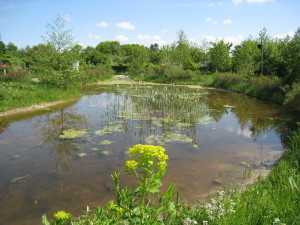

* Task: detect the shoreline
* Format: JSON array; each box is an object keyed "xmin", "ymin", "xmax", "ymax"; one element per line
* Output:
[{"xmin": 0, "ymin": 99, "xmax": 78, "ymax": 117}]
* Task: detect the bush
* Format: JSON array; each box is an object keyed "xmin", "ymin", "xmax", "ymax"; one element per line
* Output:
[
  {"xmin": 83, "ymin": 64, "xmax": 113, "ymax": 81},
  {"xmin": 284, "ymin": 82, "xmax": 300, "ymax": 113},
  {"xmin": 5, "ymin": 65, "xmax": 29, "ymax": 81}
]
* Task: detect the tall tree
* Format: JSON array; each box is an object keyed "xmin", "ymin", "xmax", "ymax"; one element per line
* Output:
[
  {"xmin": 209, "ymin": 40, "xmax": 232, "ymax": 72},
  {"xmin": 232, "ymin": 38, "xmax": 260, "ymax": 76},
  {"xmin": 42, "ymin": 15, "xmax": 75, "ymax": 53}
]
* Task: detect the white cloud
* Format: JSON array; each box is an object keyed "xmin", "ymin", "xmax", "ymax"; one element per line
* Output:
[
  {"xmin": 202, "ymin": 35, "xmax": 245, "ymax": 46},
  {"xmin": 137, "ymin": 35, "xmax": 151, "ymax": 40},
  {"xmin": 247, "ymin": 0, "xmax": 275, "ymax": 3},
  {"xmin": 153, "ymin": 35, "xmax": 162, "ymax": 41},
  {"xmin": 96, "ymin": 22, "xmax": 108, "ymax": 28},
  {"xmin": 137, "ymin": 35, "xmax": 164, "ymax": 45},
  {"xmin": 205, "ymin": 17, "xmax": 213, "ymax": 22},
  {"xmin": 206, "ymin": 17, "xmax": 218, "ymax": 25},
  {"xmin": 156, "ymin": 40, "xmax": 167, "ymax": 46},
  {"xmin": 62, "ymin": 14, "xmax": 72, "ymax": 22},
  {"xmin": 275, "ymin": 31, "xmax": 295, "ymax": 39},
  {"xmin": 116, "ymin": 22, "xmax": 136, "ymax": 30},
  {"xmin": 87, "ymin": 33, "xmax": 101, "ymax": 39},
  {"xmin": 233, "ymin": 0, "xmax": 242, "ymax": 4},
  {"xmin": 115, "ymin": 35, "xmax": 129, "ymax": 42},
  {"xmin": 223, "ymin": 19, "xmax": 232, "ymax": 24},
  {"xmin": 208, "ymin": 3, "xmax": 214, "ymax": 7},
  {"xmin": 218, "ymin": 2, "xmax": 224, "ymax": 5},
  {"xmin": 161, "ymin": 29, "xmax": 168, "ymax": 33}
]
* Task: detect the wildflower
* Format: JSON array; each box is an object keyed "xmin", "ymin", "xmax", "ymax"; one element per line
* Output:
[
  {"xmin": 124, "ymin": 160, "xmax": 139, "ymax": 170},
  {"xmin": 53, "ymin": 210, "xmax": 72, "ymax": 223},
  {"xmin": 218, "ymin": 191, "xmax": 225, "ymax": 196},
  {"xmin": 202, "ymin": 221, "xmax": 208, "ymax": 225},
  {"xmin": 184, "ymin": 217, "xmax": 198, "ymax": 224}
]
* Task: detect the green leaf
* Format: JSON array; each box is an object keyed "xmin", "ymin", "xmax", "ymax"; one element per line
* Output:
[
  {"xmin": 42, "ymin": 214, "xmax": 51, "ymax": 225},
  {"xmin": 147, "ymin": 187, "xmax": 160, "ymax": 193}
]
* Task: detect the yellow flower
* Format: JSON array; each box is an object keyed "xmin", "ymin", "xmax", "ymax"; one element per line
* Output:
[
  {"xmin": 53, "ymin": 210, "xmax": 72, "ymax": 222},
  {"xmin": 124, "ymin": 160, "xmax": 139, "ymax": 170}
]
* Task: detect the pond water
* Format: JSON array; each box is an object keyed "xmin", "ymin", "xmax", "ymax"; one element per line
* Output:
[{"xmin": 0, "ymin": 84, "xmax": 291, "ymax": 224}]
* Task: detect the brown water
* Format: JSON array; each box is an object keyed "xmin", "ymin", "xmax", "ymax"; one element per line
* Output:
[{"xmin": 0, "ymin": 84, "xmax": 291, "ymax": 224}]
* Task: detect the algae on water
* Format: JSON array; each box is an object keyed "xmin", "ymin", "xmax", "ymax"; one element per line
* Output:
[{"xmin": 59, "ymin": 129, "xmax": 88, "ymax": 139}]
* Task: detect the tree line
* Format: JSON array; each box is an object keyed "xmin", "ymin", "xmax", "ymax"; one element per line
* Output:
[{"xmin": 0, "ymin": 16, "xmax": 299, "ymax": 86}]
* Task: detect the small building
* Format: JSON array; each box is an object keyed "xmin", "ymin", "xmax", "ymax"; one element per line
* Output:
[
  {"xmin": 0, "ymin": 62, "xmax": 9, "ymax": 75},
  {"xmin": 73, "ymin": 61, "xmax": 79, "ymax": 71}
]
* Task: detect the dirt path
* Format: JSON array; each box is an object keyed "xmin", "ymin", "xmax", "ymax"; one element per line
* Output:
[{"xmin": 0, "ymin": 99, "xmax": 79, "ymax": 117}]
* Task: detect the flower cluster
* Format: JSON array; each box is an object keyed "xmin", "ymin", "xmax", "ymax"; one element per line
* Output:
[
  {"xmin": 204, "ymin": 191, "xmax": 236, "ymax": 221},
  {"xmin": 53, "ymin": 210, "xmax": 72, "ymax": 223},
  {"xmin": 126, "ymin": 144, "xmax": 168, "ymax": 170},
  {"xmin": 183, "ymin": 217, "xmax": 198, "ymax": 225},
  {"xmin": 124, "ymin": 160, "xmax": 139, "ymax": 170}
]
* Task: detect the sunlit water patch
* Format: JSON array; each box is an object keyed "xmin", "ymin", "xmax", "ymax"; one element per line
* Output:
[{"xmin": 0, "ymin": 84, "xmax": 291, "ymax": 224}]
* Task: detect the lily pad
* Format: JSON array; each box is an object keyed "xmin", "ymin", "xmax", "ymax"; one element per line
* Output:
[
  {"xmin": 95, "ymin": 130, "xmax": 111, "ymax": 136},
  {"xmin": 100, "ymin": 140, "xmax": 113, "ymax": 145},
  {"xmin": 59, "ymin": 129, "xmax": 88, "ymax": 139},
  {"xmin": 101, "ymin": 150, "xmax": 110, "ymax": 155},
  {"xmin": 77, "ymin": 153, "xmax": 87, "ymax": 157}
]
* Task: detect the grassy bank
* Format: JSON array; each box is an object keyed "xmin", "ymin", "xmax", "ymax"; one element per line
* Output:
[
  {"xmin": 0, "ymin": 78, "xmax": 81, "ymax": 112},
  {"xmin": 131, "ymin": 71, "xmax": 300, "ymax": 113},
  {"xmin": 0, "ymin": 65, "xmax": 113, "ymax": 113}
]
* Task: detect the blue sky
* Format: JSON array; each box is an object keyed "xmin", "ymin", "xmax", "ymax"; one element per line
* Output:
[{"xmin": 0, "ymin": 0, "xmax": 299, "ymax": 48}]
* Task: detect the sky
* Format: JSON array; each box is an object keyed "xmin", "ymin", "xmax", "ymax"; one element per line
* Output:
[{"xmin": 0, "ymin": 0, "xmax": 299, "ymax": 49}]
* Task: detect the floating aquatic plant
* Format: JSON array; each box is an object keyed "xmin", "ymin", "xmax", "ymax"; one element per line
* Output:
[
  {"xmin": 59, "ymin": 129, "xmax": 88, "ymax": 139},
  {"xmin": 77, "ymin": 153, "xmax": 87, "ymax": 157},
  {"xmin": 100, "ymin": 140, "xmax": 113, "ymax": 145}
]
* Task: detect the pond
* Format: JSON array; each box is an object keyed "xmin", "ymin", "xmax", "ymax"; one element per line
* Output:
[{"xmin": 0, "ymin": 83, "xmax": 292, "ymax": 224}]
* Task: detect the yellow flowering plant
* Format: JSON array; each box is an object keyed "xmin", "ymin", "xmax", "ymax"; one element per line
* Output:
[{"xmin": 109, "ymin": 144, "xmax": 176, "ymax": 224}]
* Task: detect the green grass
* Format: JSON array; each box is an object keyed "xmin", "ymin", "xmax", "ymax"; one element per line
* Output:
[{"xmin": 0, "ymin": 78, "xmax": 81, "ymax": 112}]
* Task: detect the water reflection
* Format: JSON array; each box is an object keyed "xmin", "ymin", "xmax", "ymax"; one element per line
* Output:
[
  {"xmin": 0, "ymin": 84, "xmax": 293, "ymax": 225},
  {"xmin": 39, "ymin": 108, "xmax": 89, "ymax": 169}
]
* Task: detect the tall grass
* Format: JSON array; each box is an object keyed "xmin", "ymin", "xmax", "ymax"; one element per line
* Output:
[
  {"xmin": 0, "ymin": 79, "xmax": 80, "ymax": 112},
  {"xmin": 211, "ymin": 73, "xmax": 285, "ymax": 104}
]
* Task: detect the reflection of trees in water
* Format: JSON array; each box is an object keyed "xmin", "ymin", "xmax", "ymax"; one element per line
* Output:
[
  {"xmin": 105, "ymin": 84, "xmax": 292, "ymax": 145},
  {"xmin": 204, "ymin": 89, "xmax": 292, "ymax": 141},
  {"xmin": 39, "ymin": 108, "xmax": 89, "ymax": 169}
]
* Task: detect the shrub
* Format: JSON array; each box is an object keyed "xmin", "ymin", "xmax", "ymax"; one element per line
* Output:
[
  {"xmin": 284, "ymin": 82, "xmax": 300, "ymax": 113},
  {"xmin": 5, "ymin": 65, "xmax": 29, "ymax": 81}
]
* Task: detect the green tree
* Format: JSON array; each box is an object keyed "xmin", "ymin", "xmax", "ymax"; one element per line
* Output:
[
  {"xmin": 96, "ymin": 41, "xmax": 121, "ymax": 55},
  {"xmin": 28, "ymin": 44, "xmax": 57, "ymax": 72},
  {"xmin": 232, "ymin": 38, "xmax": 260, "ymax": 76},
  {"xmin": 42, "ymin": 15, "xmax": 75, "ymax": 53},
  {"xmin": 85, "ymin": 50, "xmax": 109, "ymax": 65},
  {"xmin": 209, "ymin": 40, "xmax": 232, "ymax": 72}
]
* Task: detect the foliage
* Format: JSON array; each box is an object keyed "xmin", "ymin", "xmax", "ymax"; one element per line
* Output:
[
  {"xmin": 208, "ymin": 40, "xmax": 232, "ymax": 72},
  {"xmin": 232, "ymin": 39, "xmax": 260, "ymax": 76},
  {"xmin": 284, "ymin": 82, "xmax": 300, "ymax": 113},
  {"xmin": 42, "ymin": 15, "xmax": 75, "ymax": 53}
]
